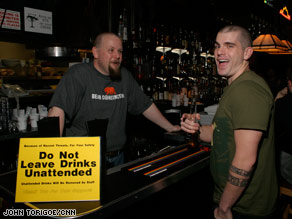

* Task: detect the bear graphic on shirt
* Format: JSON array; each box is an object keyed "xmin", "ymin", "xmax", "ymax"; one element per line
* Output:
[{"xmin": 104, "ymin": 87, "xmax": 116, "ymax": 95}]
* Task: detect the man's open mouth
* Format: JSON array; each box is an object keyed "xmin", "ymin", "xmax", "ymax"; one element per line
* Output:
[{"xmin": 218, "ymin": 59, "xmax": 229, "ymax": 64}]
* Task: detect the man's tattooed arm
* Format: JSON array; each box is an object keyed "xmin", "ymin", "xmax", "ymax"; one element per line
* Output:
[
  {"xmin": 230, "ymin": 165, "xmax": 253, "ymax": 177},
  {"xmin": 227, "ymin": 165, "xmax": 253, "ymax": 187},
  {"xmin": 227, "ymin": 174, "xmax": 248, "ymax": 187}
]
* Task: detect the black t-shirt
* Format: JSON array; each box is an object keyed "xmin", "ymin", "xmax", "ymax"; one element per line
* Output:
[
  {"xmin": 49, "ymin": 62, "xmax": 152, "ymax": 151},
  {"xmin": 275, "ymin": 93, "xmax": 292, "ymax": 155}
]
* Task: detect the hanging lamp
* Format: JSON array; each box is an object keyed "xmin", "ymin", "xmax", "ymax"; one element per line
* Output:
[
  {"xmin": 252, "ymin": 34, "xmax": 288, "ymax": 52},
  {"xmin": 268, "ymin": 40, "xmax": 292, "ymax": 55}
]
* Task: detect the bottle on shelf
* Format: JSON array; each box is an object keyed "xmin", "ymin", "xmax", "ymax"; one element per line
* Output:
[
  {"xmin": 152, "ymin": 81, "xmax": 159, "ymax": 102},
  {"xmin": 158, "ymin": 81, "xmax": 164, "ymax": 102},
  {"xmin": 122, "ymin": 8, "xmax": 128, "ymax": 43},
  {"xmin": 118, "ymin": 14, "xmax": 123, "ymax": 40}
]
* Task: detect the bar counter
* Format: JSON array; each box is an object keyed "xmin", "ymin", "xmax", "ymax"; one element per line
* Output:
[{"xmin": 0, "ymin": 142, "xmax": 211, "ymax": 218}]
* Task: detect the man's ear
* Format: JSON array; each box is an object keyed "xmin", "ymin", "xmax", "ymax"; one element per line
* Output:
[
  {"xmin": 244, "ymin": 47, "xmax": 253, "ymax": 61},
  {"xmin": 92, "ymin": 46, "xmax": 99, "ymax": 59}
]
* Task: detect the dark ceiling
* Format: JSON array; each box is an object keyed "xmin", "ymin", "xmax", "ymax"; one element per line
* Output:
[{"xmin": 1, "ymin": 0, "xmax": 292, "ymax": 48}]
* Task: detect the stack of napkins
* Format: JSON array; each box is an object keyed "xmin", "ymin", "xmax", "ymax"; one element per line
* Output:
[
  {"xmin": 204, "ymin": 104, "xmax": 219, "ymax": 115},
  {"xmin": 200, "ymin": 104, "xmax": 219, "ymax": 125}
]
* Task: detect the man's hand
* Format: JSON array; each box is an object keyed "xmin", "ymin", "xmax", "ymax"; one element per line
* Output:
[
  {"xmin": 214, "ymin": 207, "xmax": 233, "ymax": 219},
  {"xmin": 180, "ymin": 113, "xmax": 200, "ymax": 134},
  {"xmin": 275, "ymin": 87, "xmax": 288, "ymax": 101},
  {"xmin": 168, "ymin": 124, "xmax": 181, "ymax": 132}
]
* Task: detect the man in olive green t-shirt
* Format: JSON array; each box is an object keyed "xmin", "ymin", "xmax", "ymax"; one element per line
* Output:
[{"xmin": 181, "ymin": 25, "xmax": 278, "ymax": 218}]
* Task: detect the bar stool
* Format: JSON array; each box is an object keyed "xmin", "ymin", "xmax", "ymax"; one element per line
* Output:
[{"xmin": 280, "ymin": 178, "xmax": 292, "ymax": 219}]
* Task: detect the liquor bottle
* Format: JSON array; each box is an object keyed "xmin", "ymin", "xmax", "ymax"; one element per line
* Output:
[
  {"xmin": 158, "ymin": 81, "xmax": 164, "ymax": 101},
  {"xmin": 180, "ymin": 76, "xmax": 188, "ymax": 99},
  {"xmin": 152, "ymin": 82, "xmax": 159, "ymax": 101},
  {"xmin": 138, "ymin": 26, "xmax": 143, "ymax": 49},
  {"xmin": 168, "ymin": 78, "xmax": 174, "ymax": 102},
  {"xmin": 118, "ymin": 14, "xmax": 123, "ymax": 40},
  {"xmin": 163, "ymin": 80, "xmax": 169, "ymax": 102},
  {"xmin": 122, "ymin": 9, "xmax": 128, "ymax": 42},
  {"xmin": 136, "ymin": 56, "xmax": 143, "ymax": 81},
  {"xmin": 178, "ymin": 27, "xmax": 183, "ymax": 49},
  {"xmin": 159, "ymin": 24, "xmax": 166, "ymax": 47},
  {"xmin": 144, "ymin": 81, "xmax": 153, "ymax": 100},
  {"xmin": 176, "ymin": 88, "xmax": 181, "ymax": 107},
  {"xmin": 165, "ymin": 26, "xmax": 171, "ymax": 47},
  {"xmin": 131, "ymin": 29, "xmax": 138, "ymax": 49}
]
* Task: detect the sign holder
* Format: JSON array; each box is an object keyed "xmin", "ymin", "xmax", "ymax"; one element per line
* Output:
[{"xmin": 15, "ymin": 118, "xmax": 108, "ymax": 205}]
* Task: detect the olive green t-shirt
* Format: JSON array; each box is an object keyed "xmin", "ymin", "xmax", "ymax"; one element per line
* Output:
[{"xmin": 210, "ymin": 70, "xmax": 278, "ymax": 217}]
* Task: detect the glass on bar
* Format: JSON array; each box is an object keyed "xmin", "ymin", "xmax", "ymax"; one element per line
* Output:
[{"xmin": 187, "ymin": 96, "xmax": 199, "ymax": 148}]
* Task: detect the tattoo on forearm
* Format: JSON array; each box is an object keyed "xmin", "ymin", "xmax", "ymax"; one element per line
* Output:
[
  {"xmin": 230, "ymin": 165, "xmax": 252, "ymax": 177},
  {"xmin": 228, "ymin": 174, "xmax": 248, "ymax": 187}
]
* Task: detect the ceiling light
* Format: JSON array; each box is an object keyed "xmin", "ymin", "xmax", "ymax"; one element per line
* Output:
[
  {"xmin": 268, "ymin": 40, "xmax": 292, "ymax": 55},
  {"xmin": 252, "ymin": 34, "xmax": 288, "ymax": 52}
]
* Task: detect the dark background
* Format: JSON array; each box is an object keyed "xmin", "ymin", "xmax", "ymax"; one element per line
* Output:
[{"xmin": 1, "ymin": 0, "xmax": 292, "ymax": 48}]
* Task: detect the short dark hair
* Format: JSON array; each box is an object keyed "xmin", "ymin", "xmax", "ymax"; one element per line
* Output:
[
  {"xmin": 93, "ymin": 32, "xmax": 120, "ymax": 48},
  {"xmin": 218, "ymin": 25, "xmax": 252, "ymax": 49}
]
